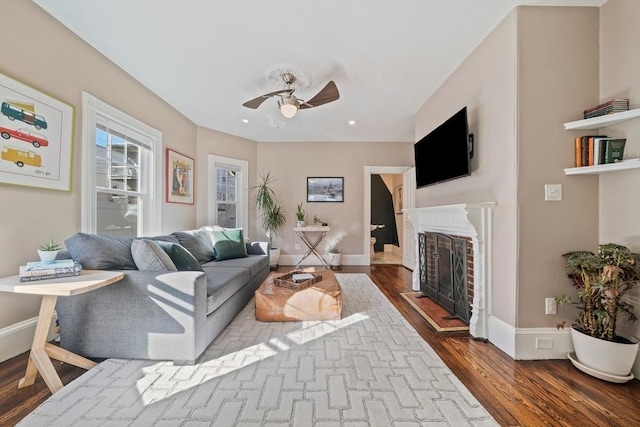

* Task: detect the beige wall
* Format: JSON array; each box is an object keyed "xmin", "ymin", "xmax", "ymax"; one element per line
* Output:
[
  {"xmin": 414, "ymin": 10, "xmax": 518, "ymax": 325},
  {"xmin": 516, "ymin": 7, "xmax": 600, "ymax": 328},
  {"xmin": 0, "ymin": 1, "xmax": 198, "ymax": 329},
  {"xmin": 257, "ymin": 142, "xmax": 413, "ymax": 256},
  {"xmin": 195, "ymin": 127, "xmax": 259, "ymax": 238},
  {"xmin": 599, "ymin": 0, "xmax": 640, "ymax": 339}
]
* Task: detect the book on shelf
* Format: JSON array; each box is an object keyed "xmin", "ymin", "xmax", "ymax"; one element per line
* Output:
[
  {"xmin": 577, "ymin": 135, "xmax": 606, "ymax": 167},
  {"xmin": 573, "ymin": 136, "xmax": 627, "ymax": 168},
  {"xmin": 603, "ymin": 138, "xmax": 626, "ymax": 164},
  {"xmin": 583, "ymin": 98, "xmax": 629, "ymax": 119}
]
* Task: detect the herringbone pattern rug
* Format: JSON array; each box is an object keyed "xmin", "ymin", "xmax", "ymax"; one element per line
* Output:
[{"xmin": 20, "ymin": 274, "xmax": 497, "ymax": 426}]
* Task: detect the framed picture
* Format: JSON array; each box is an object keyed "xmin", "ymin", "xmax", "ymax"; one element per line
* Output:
[
  {"xmin": 307, "ymin": 177, "xmax": 344, "ymax": 202},
  {"xmin": 394, "ymin": 185, "xmax": 403, "ymax": 214},
  {"xmin": 166, "ymin": 148, "xmax": 194, "ymax": 204},
  {"xmin": 0, "ymin": 73, "xmax": 75, "ymax": 191}
]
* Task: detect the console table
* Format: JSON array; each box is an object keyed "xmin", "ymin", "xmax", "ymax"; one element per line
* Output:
[
  {"xmin": 294, "ymin": 226, "xmax": 331, "ymax": 268},
  {"xmin": 0, "ymin": 270, "xmax": 124, "ymax": 393}
]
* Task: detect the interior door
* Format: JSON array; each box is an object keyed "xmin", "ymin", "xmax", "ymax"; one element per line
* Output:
[{"xmin": 402, "ymin": 167, "xmax": 416, "ymax": 269}]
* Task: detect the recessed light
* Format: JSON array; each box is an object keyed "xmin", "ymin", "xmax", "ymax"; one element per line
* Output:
[
  {"xmin": 242, "ymin": 119, "xmax": 249, "ymax": 124},
  {"xmin": 348, "ymin": 120, "xmax": 355, "ymax": 125}
]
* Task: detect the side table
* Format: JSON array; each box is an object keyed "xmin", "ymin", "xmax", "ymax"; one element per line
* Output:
[
  {"xmin": 0, "ymin": 270, "xmax": 124, "ymax": 393},
  {"xmin": 294, "ymin": 226, "xmax": 331, "ymax": 268}
]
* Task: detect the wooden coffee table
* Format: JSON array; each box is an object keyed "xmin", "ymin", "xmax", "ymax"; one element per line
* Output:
[
  {"xmin": 0, "ymin": 270, "xmax": 123, "ymax": 393},
  {"xmin": 255, "ymin": 269, "xmax": 343, "ymax": 321}
]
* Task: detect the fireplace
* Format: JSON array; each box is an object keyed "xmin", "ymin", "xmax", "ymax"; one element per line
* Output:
[
  {"xmin": 405, "ymin": 203, "xmax": 495, "ymax": 338},
  {"xmin": 418, "ymin": 232, "xmax": 472, "ymax": 324}
]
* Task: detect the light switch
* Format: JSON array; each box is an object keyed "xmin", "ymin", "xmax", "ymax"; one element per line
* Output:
[{"xmin": 544, "ymin": 184, "xmax": 562, "ymax": 201}]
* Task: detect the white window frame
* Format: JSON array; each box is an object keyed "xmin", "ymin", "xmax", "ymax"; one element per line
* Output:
[
  {"xmin": 208, "ymin": 154, "xmax": 248, "ymax": 235},
  {"xmin": 81, "ymin": 92, "xmax": 162, "ymax": 236}
]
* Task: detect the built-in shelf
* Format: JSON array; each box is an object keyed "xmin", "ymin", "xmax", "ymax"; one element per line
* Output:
[
  {"xmin": 563, "ymin": 108, "xmax": 640, "ymax": 130},
  {"xmin": 564, "ymin": 158, "xmax": 640, "ymax": 175}
]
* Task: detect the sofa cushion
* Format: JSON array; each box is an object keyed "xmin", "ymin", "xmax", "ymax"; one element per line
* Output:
[
  {"xmin": 65, "ymin": 233, "xmax": 137, "ymax": 270},
  {"xmin": 172, "ymin": 230, "xmax": 215, "ymax": 264},
  {"xmin": 131, "ymin": 239, "xmax": 178, "ymax": 271},
  {"xmin": 155, "ymin": 241, "xmax": 203, "ymax": 271},
  {"xmin": 210, "ymin": 228, "xmax": 248, "ymax": 261},
  {"xmin": 201, "ymin": 266, "xmax": 251, "ymax": 314},
  {"xmin": 203, "ymin": 255, "xmax": 268, "ymax": 278}
]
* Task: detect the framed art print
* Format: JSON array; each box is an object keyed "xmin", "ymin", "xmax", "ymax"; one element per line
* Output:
[
  {"xmin": 0, "ymin": 73, "xmax": 75, "ymax": 191},
  {"xmin": 307, "ymin": 177, "xmax": 344, "ymax": 202},
  {"xmin": 166, "ymin": 148, "xmax": 194, "ymax": 204}
]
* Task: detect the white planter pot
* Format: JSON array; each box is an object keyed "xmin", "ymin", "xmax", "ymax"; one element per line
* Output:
[
  {"xmin": 571, "ymin": 324, "xmax": 639, "ymax": 377},
  {"xmin": 37, "ymin": 250, "xmax": 58, "ymax": 263},
  {"xmin": 269, "ymin": 247, "xmax": 280, "ymax": 268},
  {"xmin": 296, "ymin": 220, "xmax": 306, "ymax": 228},
  {"xmin": 327, "ymin": 252, "xmax": 343, "ymax": 267}
]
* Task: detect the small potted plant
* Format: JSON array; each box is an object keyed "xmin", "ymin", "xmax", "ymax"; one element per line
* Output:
[
  {"xmin": 38, "ymin": 240, "xmax": 60, "ymax": 263},
  {"xmin": 326, "ymin": 245, "xmax": 343, "ymax": 269},
  {"xmin": 313, "ymin": 214, "xmax": 328, "ymax": 226},
  {"xmin": 296, "ymin": 203, "xmax": 306, "ymax": 227},
  {"xmin": 556, "ymin": 243, "xmax": 640, "ymax": 381}
]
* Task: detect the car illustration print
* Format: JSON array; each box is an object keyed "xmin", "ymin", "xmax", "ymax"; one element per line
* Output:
[
  {"xmin": 1, "ymin": 101, "xmax": 48, "ymax": 130},
  {"xmin": 0, "ymin": 126, "xmax": 48, "ymax": 148},
  {"xmin": 1, "ymin": 146, "xmax": 42, "ymax": 168}
]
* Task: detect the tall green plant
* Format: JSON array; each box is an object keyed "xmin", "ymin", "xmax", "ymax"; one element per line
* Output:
[
  {"xmin": 250, "ymin": 172, "xmax": 287, "ymax": 247},
  {"xmin": 556, "ymin": 243, "xmax": 640, "ymax": 341}
]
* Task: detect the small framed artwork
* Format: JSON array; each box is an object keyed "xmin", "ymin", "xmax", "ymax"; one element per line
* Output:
[
  {"xmin": 307, "ymin": 177, "xmax": 344, "ymax": 202},
  {"xmin": 166, "ymin": 148, "xmax": 194, "ymax": 204},
  {"xmin": 394, "ymin": 185, "xmax": 403, "ymax": 214},
  {"xmin": 0, "ymin": 73, "xmax": 75, "ymax": 191}
]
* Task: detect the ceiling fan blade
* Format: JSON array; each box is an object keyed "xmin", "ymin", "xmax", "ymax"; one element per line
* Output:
[
  {"xmin": 299, "ymin": 81, "xmax": 339, "ymax": 109},
  {"xmin": 242, "ymin": 89, "xmax": 294, "ymax": 109}
]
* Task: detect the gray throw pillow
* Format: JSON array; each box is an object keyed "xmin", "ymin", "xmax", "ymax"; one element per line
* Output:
[
  {"xmin": 131, "ymin": 239, "xmax": 178, "ymax": 271},
  {"xmin": 155, "ymin": 241, "xmax": 204, "ymax": 271},
  {"xmin": 172, "ymin": 230, "xmax": 215, "ymax": 264},
  {"xmin": 65, "ymin": 232, "xmax": 136, "ymax": 270}
]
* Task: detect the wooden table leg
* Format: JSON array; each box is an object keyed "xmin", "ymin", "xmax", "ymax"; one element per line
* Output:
[{"xmin": 18, "ymin": 295, "xmax": 63, "ymax": 393}]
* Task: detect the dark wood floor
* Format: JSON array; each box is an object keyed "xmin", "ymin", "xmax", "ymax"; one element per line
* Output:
[{"xmin": 1, "ymin": 265, "xmax": 639, "ymax": 426}]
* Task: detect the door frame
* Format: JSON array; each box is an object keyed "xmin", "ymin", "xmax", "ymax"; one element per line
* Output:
[{"xmin": 363, "ymin": 166, "xmax": 411, "ymax": 265}]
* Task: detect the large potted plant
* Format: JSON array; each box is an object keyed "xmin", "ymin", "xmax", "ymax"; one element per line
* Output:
[
  {"xmin": 250, "ymin": 172, "xmax": 287, "ymax": 269},
  {"xmin": 556, "ymin": 243, "xmax": 640, "ymax": 381}
]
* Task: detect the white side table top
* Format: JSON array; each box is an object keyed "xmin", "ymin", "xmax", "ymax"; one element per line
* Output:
[
  {"xmin": 0, "ymin": 270, "xmax": 124, "ymax": 296},
  {"xmin": 294, "ymin": 226, "xmax": 330, "ymax": 232}
]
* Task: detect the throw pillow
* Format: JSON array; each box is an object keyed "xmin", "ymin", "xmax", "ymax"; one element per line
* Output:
[
  {"xmin": 131, "ymin": 239, "xmax": 178, "ymax": 271},
  {"xmin": 172, "ymin": 230, "xmax": 215, "ymax": 264},
  {"xmin": 155, "ymin": 241, "xmax": 204, "ymax": 271},
  {"xmin": 65, "ymin": 233, "xmax": 137, "ymax": 270},
  {"xmin": 211, "ymin": 228, "xmax": 248, "ymax": 261}
]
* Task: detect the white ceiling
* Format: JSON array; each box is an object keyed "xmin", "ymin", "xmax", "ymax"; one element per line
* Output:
[{"xmin": 34, "ymin": 0, "xmax": 603, "ymax": 143}]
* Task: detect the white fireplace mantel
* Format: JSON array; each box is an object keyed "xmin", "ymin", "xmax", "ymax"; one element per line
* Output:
[{"xmin": 404, "ymin": 202, "xmax": 496, "ymax": 338}]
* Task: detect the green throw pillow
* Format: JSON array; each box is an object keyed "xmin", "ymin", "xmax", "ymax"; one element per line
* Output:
[
  {"xmin": 211, "ymin": 228, "xmax": 248, "ymax": 261},
  {"xmin": 155, "ymin": 241, "xmax": 203, "ymax": 271}
]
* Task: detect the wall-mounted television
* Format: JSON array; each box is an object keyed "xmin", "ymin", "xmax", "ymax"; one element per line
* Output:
[{"xmin": 414, "ymin": 106, "xmax": 472, "ymax": 188}]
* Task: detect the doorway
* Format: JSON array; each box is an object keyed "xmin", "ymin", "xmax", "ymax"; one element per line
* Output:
[{"xmin": 363, "ymin": 166, "xmax": 411, "ymax": 266}]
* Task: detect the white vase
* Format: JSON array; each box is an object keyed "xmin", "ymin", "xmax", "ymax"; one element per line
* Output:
[
  {"xmin": 37, "ymin": 250, "xmax": 58, "ymax": 263},
  {"xmin": 328, "ymin": 252, "xmax": 343, "ymax": 267},
  {"xmin": 296, "ymin": 220, "xmax": 306, "ymax": 228},
  {"xmin": 269, "ymin": 247, "xmax": 280, "ymax": 269},
  {"xmin": 570, "ymin": 324, "xmax": 639, "ymax": 377}
]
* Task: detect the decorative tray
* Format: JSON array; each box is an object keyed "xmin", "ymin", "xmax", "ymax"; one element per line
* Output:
[{"xmin": 273, "ymin": 271, "xmax": 323, "ymax": 290}]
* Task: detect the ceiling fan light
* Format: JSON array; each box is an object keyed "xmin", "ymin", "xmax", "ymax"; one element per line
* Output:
[{"xmin": 280, "ymin": 103, "xmax": 298, "ymax": 118}]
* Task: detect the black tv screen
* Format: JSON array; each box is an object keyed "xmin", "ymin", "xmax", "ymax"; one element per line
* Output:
[{"xmin": 414, "ymin": 106, "xmax": 470, "ymax": 188}]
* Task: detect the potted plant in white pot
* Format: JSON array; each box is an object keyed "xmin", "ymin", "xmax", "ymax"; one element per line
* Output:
[
  {"xmin": 38, "ymin": 240, "xmax": 60, "ymax": 263},
  {"xmin": 327, "ymin": 245, "xmax": 343, "ymax": 269},
  {"xmin": 296, "ymin": 203, "xmax": 306, "ymax": 228},
  {"xmin": 250, "ymin": 172, "xmax": 287, "ymax": 269},
  {"xmin": 556, "ymin": 243, "xmax": 640, "ymax": 382}
]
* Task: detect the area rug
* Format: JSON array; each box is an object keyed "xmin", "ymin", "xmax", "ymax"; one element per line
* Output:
[
  {"xmin": 400, "ymin": 292, "xmax": 470, "ymax": 333},
  {"xmin": 20, "ymin": 274, "xmax": 496, "ymax": 426}
]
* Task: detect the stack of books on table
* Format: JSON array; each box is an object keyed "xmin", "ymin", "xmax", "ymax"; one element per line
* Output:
[
  {"xmin": 19, "ymin": 259, "xmax": 82, "ymax": 282},
  {"xmin": 583, "ymin": 99, "xmax": 629, "ymax": 119},
  {"xmin": 574, "ymin": 136, "xmax": 626, "ymax": 167}
]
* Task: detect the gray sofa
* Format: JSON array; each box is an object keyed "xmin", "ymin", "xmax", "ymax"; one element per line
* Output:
[{"xmin": 55, "ymin": 228, "xmax": 269, "ymax": 364}]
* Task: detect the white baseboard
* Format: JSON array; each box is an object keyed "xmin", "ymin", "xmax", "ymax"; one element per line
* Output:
[
  {"xmin": 487, "ymin": 315, "xmax": 516, "ymax": 358},
  {"xmin": 0, "ymin": 314, "xmax": 58, "ymax": 363},
  {"xmin": 279, "ymin": 254, "xmax": 367, "ymax": 266},
  {"xmin": 514, "ymin": 327, "xmax": 573, "ymax": 360}
]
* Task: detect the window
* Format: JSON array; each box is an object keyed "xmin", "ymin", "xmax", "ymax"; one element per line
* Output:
[
  {"xmin": 208, "ymin": 155, "xmax": 248, "ymax": 232},
  {"xmin": 82, "ymin": 93, "xmax": 162, "ymax": 237}
]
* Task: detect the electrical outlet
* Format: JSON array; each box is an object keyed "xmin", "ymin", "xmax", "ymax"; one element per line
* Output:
[
  {"xmin": 545, "ymin": 298, "xmax": 557, "ymax": 315},
  {"xmin": 544, "ymin": 184, "xmax": 562, "ymax": 201},
  {"xmin": 294, "ymin": 243, "xmax": 301, "ymax": 250}
]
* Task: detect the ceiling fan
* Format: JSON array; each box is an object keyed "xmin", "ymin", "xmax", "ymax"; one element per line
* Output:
[{"xmin": 242, "ymin": 72, "xmax": 339, "ymax": 119}]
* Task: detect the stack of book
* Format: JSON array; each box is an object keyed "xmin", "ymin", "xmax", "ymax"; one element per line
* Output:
[
  {"xmin": 574, "ymin": 135, "xmax": 626, "ymax": 167},
  {"xmin": 19, "ymin": 259, "xmax": 82, "ymax": 282},
  {"xmin": 583, "ymin": 99, "xmax": 629, "ymax": 119}
]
